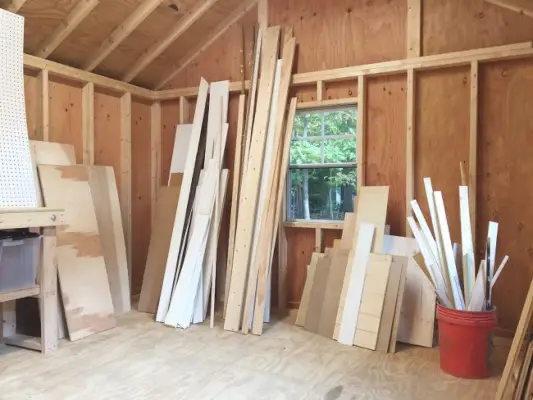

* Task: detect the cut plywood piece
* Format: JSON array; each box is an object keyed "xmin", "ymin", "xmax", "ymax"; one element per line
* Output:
[
  {"xmin": 353, "ymin": 253, "xmax": 392, "ymax": 350},
  {"xmin": 389, "ymin": 259, "xmax": 408, "ymax": 353},
  {"xmin": 340, "ymin": 212, "xmax": 356, "ymax": 249},
  {"xmin": 169, "ymin": 124, "xmax": 192, "ymax": 182},
  {"xmin": 382, "ymin": 234, "xmax": 436, "ymax": 348},
  {"xmin": 30, "ymin": 141, "xmax": 76, "ymax": 165},
  {"xmin": 376, "ymin": 255, "xmax": 407, "ymax": 353},
  {"xmin": 317, "ymin": 249, "xmax": 350, "ymax": 338},
  {"xmin": 334, "ymin": 186, "xmax": 389, "ymax": 340},
  {"xmin": 304, "ymin": 254, "xmax": 332, "ymax": 333},
  {"xmin": 38, "ymin": 165, "xmax": 116, "ymax": 341},
  {"xmin": 88, "ymin": 166, "xmax": 130, "ymax": 315},
  {"xmin": 296, "ymin": 252, "xmax": 324, "ymax": 327},
  {"xmin": 138, "ymin": 185, "xmax": 180, "ymax": 314},
  {"xmin": 337, "ymin": 223, "xmax": 374, "ymax": 345}
]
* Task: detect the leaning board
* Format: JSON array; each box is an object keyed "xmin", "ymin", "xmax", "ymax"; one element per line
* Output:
[{"xmin": 38, "ymin": 165, "xmax": 116, "ymax": 341}]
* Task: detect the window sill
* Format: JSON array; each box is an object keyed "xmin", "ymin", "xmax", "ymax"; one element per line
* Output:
[{"xmin": 283, "ymin": 220, "xmax": 343, "ymax": 230}]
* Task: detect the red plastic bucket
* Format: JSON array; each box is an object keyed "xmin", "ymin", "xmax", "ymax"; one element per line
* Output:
[{"xmin": 436, "ymin": 304, "xmax": 496, "ymax": 378}]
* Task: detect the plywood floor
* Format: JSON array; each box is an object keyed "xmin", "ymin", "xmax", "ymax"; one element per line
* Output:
[{"xmin": 0, "ymin": 311, "xmax": 506, "ymax": 399}]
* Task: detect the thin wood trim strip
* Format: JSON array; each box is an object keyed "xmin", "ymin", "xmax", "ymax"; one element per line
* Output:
[
  {"xmin": 283, "ymin": 220, "xmax": 344, "ymax": 229},
  {"xmin": 297, "ymin": 97, "xmax": 358, "ymax": 110},
  {"xmin": 150, "ymin": 102, "xmax": 162, "ymax": 228},
  {"xmin": 406, "ymin": 69, "xmax": 415, "ymax": 237},
  {"xmin": 469, "ymin": 60, "xmax": 478, "ymax": 249},
  {"xmin": 0, "ymin": 286, "xmax": 40, "ymax": 303},
  {"xmin": 356, "ymin": 76, "xmax": 366, "ymax": 189},
  {"xmin": 120, "ymin": 93, "xmax": 132, "ymax": 289},
  {"xmin": 407, "ymin": 0, "xmax": 422, "ymax": 57},
  {"xmin": 37, "ymin": 70, "xmax": 50, "ymax": 141}
]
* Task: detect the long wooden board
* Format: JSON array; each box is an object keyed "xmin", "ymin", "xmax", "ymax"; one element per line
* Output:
[
  {"xmin": 38, "ymin": 165, "xmax": 116, "ymax": 341},
  {"xmin": 304, "ymin": 253, "xmax": 332, "ymax": 333},
  {"xmin": 389, "ymin": 258, "xmax": 408, "ymax": 353},
  {"xmin": 88, "ymin": 166, "xmax": 130, "ymax": 314},
  {"xmin": 295, "ymin": 253, "xmax": 323, "ymax": 327},
  {"xmin": 138, "ymin": 185, "xmax": 180, "ymax": 313},
  {"xmin": 156, "ymin": 78, "xmax": 209, "ymax": 323},
  {"xmin": 224, "ymin": 26, "xmax": 281, "ymax": 332},
  {"xmin": 334, "ymin": 186, "xmax": 389, "ymax": 340}
]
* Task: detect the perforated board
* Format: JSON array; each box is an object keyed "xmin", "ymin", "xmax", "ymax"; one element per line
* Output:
[{"xmin": 0, "ymin": 10, "xmax": 38, "ymax": 208}]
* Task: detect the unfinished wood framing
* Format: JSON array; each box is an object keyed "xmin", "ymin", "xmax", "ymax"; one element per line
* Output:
[
  {"xmin": 155, "ymin": 0, "xmax": 260, "ymax": 89},
  {"xmin": 123, "ymin": 0, "xmax": 218, "ymax": 83},
  {"xmin": 406, "ymin": 68, "xmax": 415, "ymax": 236},
  {"xmin": 35, "ymin": 0, "xmax": 100, "ymax": 59},
  {"xmin": 356, "ymin": 75, "xmax": 366, "ymax": 190},
  {"xmin": 407, "ymin": 0, "xmax": 422, "ymax": 57},
  {"xmin": 82, "ymin": 0, "xmax": 164, "ymax": 71},
  {"xmin": 82, "ymin": 82, "xmax": 95, "ymax": 165},
  {"xmin": 4, "ymin": 0, "xmax": 27, "ymax": 12},
  {"xmin": 179, "ymin": 96, "xmax": 191, "ymax": 124},
  {"xmin": 120, "ymin": 92, "xmax": 132, "ymax": 288},
  {"xmin": 296, "ymin": 97, "xmax": 358, "ymax": 110},
  {"xmin": 0, "ymin": 208, "xmax": 65, "ymax": 229},
  {"xmin": 316, "ymin": 80, "xmax": 325, "ymax": 100},
  {"xmin": 284, "ymin": 220, "xmax": 343, "ymax": 229},
  {"xmin": 469, "ymin": 61, "xmax": 478, "ymax": 244},
  {"xmin": 151, "ymin": 101, "xmax": 162, "ymax": 227},
  {"xmin": 258, "ymin": 0, "xmax": 268, "ymax": 31},
  {"xmin": 37, "ymin": 69, "xmax": 50, "ymax": 141},
  {"xmin": 485, "ymin": 0, "xmax": 533, "ymax": 18}
]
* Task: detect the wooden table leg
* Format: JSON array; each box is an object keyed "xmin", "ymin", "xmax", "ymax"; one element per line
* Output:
[{"xmin": 40, "ymin": 226, "xmax": 58, "ymax": 354}]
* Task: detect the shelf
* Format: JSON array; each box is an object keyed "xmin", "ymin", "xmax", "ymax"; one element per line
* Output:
[
  {"xmin": 0, "ymin": 207, "xmax": 65, "ymax": 229},
  {"xmin": 0, "ymin": 285, "xmax": 40, "ymax": 303}
]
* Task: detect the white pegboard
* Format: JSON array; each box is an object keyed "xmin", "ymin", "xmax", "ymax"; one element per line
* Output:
[{"xmin": 0, "ymin": 10, "xmax": 38, "ymax": 208}]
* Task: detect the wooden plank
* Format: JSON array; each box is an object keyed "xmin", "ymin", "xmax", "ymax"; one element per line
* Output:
[
  {"xmin": 334, "ymin": 186, "xmax": 389, "ymax": 340},
  {"xmin": 88, "ymin": 166, "xmax": 130, "ymax": 315},
  {"xmin": 0, "ymin": 286, "xmax": 40, "ymax": 303},
  {"xmin": 304, "ymin": 253, "xmax": 332, "ymax": 333},
  {"xmin": 295, "ymin": 253, "xmax": 323, "ymax": 326},
  {"xmin": 356, "ymin": 76, "xmax": 366, "ymax": 189},
  {"xmin": 284, "ymin": 220, "xmax": 344, "ymax": 229},
  {"xmin": 258, "ymin": 0, "xmax": 268, "ymax": 30},
  {"xmin": 122, "ymin": 0, "xmax": 218, "ymax": 82},
  {"xmin": 224, "ymin": 26, "xmax": 280, "ymax": 332},
  {"xmin": 314, "ymin": 228, "xmax": 322, "ymax": 252},
  {"xmin": 82, "ymin": 0, "xmax": 164, "ymax": 71},
  {"xmin": 40, "ymin": 225, "xmax": 58, "ymax": 353},
  {"xmin": 120, "ymin": 93, "xmax": 132, "ymax": 290},
  {"xmin": 353, "ymin": 253, "xmax": 392, "ymax": 350},
  {"xmin": 38, "ymin": 165, "xmax": 116, "ymax": 341},
  {"xmin": 5, "ymin": 0, "xmax": 28, "ymax": 12},
  {"xmin": 37, "ymin": 69, "xmax": 49, "ymax": 141},
  {"xmin": 151, "ymin": 102, "xmax": 162, "ymax": 227},
  {"xmin": 35, "ymin": 0, "xmax": 100, "ymax": 59},
  {"xmin": 179, "ymin": 97, "xmax": 191, "ymax": 124},
  {"xmin": 154, "ymin": 0, "xmax": 260, "ymax": 89},
  {"xmin": 138, "ymin": 185, "xmax": 180, "ymax": 313},
  {"xmin": 389, "ymin": 257, "xmax": 408, "ymax": 353},
  {"xmin": 485, "ymin": 0, "xmax": 533, "ymax": 18},
  {"xmin": 376, "ymin": 256, "xmax": 407, "ymax": 353},
  {"xmin": 469, "ymin": 260, "xmax": 487, "ymax": 312},
  {"xmin": 515, "ymin": 341, "xmax": 533, "ymax": 399},
  {"xmin": 407, "ymin": 0, "xmax": 421, "ymax": 57},
  {"xmin": 156, "ymin": 78, "xmax": 208, "ymax": 322},
  {"xmin": 82, "ymin": 82, "xmax": 94, "ymax": 165},
  {"xmin": 0, "ymin": 208, "xmax": 65, "ymax": 229},
  {"xmin": 31, "ymin": 140, "xmax": 75, "ymax": 165},
  {"xmin": 4, "ymin": 334, "xmax": 41, "ymax": 352},
  {"xmin": 406, "ymin": 69, "xmax": 415, "ymax": 235},
  {"xmin": 316, "ymin": 80, "xmax": 325, "ymax": 101},
  {"xmin": 297, "ymin": 98, "xmax": 358, "ymax": 110},
  {"xmin": 459, "ymin": 186, "xmax": 475, "ymax": 305},
  {"xmin": 469, "ymin": 60, "xmax": 478, "ymax": 247},
  {"xmin": 225, "ymin": 94, "xmax": 246, "ymax": 316},
  {"xmin": 337, "ymin": 224, "xmax": 374, "ymax": 345}
]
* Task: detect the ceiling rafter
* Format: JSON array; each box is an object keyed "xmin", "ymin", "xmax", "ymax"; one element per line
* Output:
[
  {"xmin": 156, "ymin": 0, "xmax": 258, "ymax": 90},
  {"xmin": 485, "ymin": 0, "xmax": 533, "ymax": 18},
  {"xmin": 82, "ymin": 0, "xmax": 165, "ymax": 71},
  {"xmin": 121, "ymin": 0, "xmax": 219, "ymax": 83},
  {"xmin": 4, "ymin": 0, "xmax": 28, "ymax": 12},
  {"xmin": 35, "ymin": 0, "xmax": 100, "ymax": 59}
]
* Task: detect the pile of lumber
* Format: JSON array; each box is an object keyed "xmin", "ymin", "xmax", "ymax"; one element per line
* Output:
[
  {"xmin": 223, "ymin": 25, "xmax": 296, "ymax": 335},
  {"xmin": 408, "ymin": 177, "xmax": 508, "ymax": 312},
  {"xmin": 296, "ymin": 186, "xmax": 437, "ymax": 352},
  {"xmin": 30, "ymin": 140, "xmax": 130, "ymax": 341}
]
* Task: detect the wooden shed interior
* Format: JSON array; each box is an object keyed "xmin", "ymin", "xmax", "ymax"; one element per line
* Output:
[{"xmin": 2, "ymin": 0, "xmax": 533, "ymax": 398}]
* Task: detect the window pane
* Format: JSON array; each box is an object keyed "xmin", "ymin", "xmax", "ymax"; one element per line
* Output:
[
  {"xmin": 287, "ymin": 167, "xmax": 356, "ymax": 221},
  {"xmin": 289, "ymin": 139, "xmax": 322, "ymax": 165},
  {"xmin": 292, "ymin": 112, "xmax": 323, "ymax": 139},
  {"xmin": 324, "ymin": 108, "xmax": 356, "ymax": 136},
  {"xmin": 323, "ymin": 138, "xmax": 356, "ymax": 163}
]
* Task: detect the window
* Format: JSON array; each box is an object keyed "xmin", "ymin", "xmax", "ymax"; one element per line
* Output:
[{"xmin": 287, "ymin": 106, "xmax": 357, "ymax": 221}]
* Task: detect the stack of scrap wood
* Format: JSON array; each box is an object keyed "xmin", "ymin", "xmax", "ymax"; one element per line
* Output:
[
  {"xmin": 296, "ymin": 185, "xmax": 443, "ymax": 352},
  {"xmin": 408, "ymin": 177, "xmax": 508, "ymax": 312},
  {"xmin": 30, "ymin": 140, "xmax": 130, "ymax": 341},
  {"xmin": 223, "ymin": 25, "xmax": 297, "ymax": 335}
]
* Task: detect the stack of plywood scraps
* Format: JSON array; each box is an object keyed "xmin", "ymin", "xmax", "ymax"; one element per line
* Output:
[
  {"xmin": 141, "ymin": 77, "xmax": 230, "ymax": 330},
  {"xmin": 408, "ymin": 177, "xmax": 508, "ymax": 313},
  {"xmin": 222, "ymin": 26, "xmax": 297, "ymax": 335},
  {"xmin": 297, "ymin": 185, "xmax": 443, "ymax": 352},
  {"xmin": 31, "ymin": 140, "xmax": 130, "ymax": 342}
]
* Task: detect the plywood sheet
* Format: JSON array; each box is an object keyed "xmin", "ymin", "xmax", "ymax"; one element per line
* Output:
[
  {"xmin": 31, "ymin": 141, "xmax": 76, "ymax": 165},
  {"xmin": 304, "ymin": 253, "xmax": 332, "ymax": 333},
  {"xmin": 286, "ymin": 228, "xmax": 315, "ymax": 308},
  {"xmin": 38, "ymin": 165, "xmax": 116, "ymax": 341},
  {"xmin": 295, "ymin": 252, "xmax": 323, "ymax": 327}
]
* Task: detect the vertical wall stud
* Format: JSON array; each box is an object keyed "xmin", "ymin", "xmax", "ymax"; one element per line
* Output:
[
  {"xmin": 258, "ymin": 0, "xmax": 268, "ymax": 31},
  {"xmin": 37, "ymin": 69, "xmax": 49, "ymax": 141},
  {"xmin": 179, "ymin": 96, "xmax": 190, "ymax": 124},
  {"xmin": 356, "ymin": 75, "xmax": 366, "ymax": 191},
  {"xmin": 120, "ymin": 92, "xmax": 132, "ymax": 288},
  {"xmin": 82, "ymin": 82, "xmax": 95, "ymax": 165},
  {"xmin": 315, "ymin": 227, "xmax": 322, "ymax": 252},
  {"xmin": 406, "ymin": 69, "xmax": 415, "ymax": 236},
  {"xmin": 407, "ymin": 0, "xmax": 422, "ymax": 57},
  {"xmin": 469, "ymin": 61, "xmax": 479, "ymax": 248},
  {"xmin": 150, "ymin": 101, "xmax": 162, "ymax": 227},
  {"xmin": 317, "ymin": 80, "xmax": 325, "ymax": 101}
]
